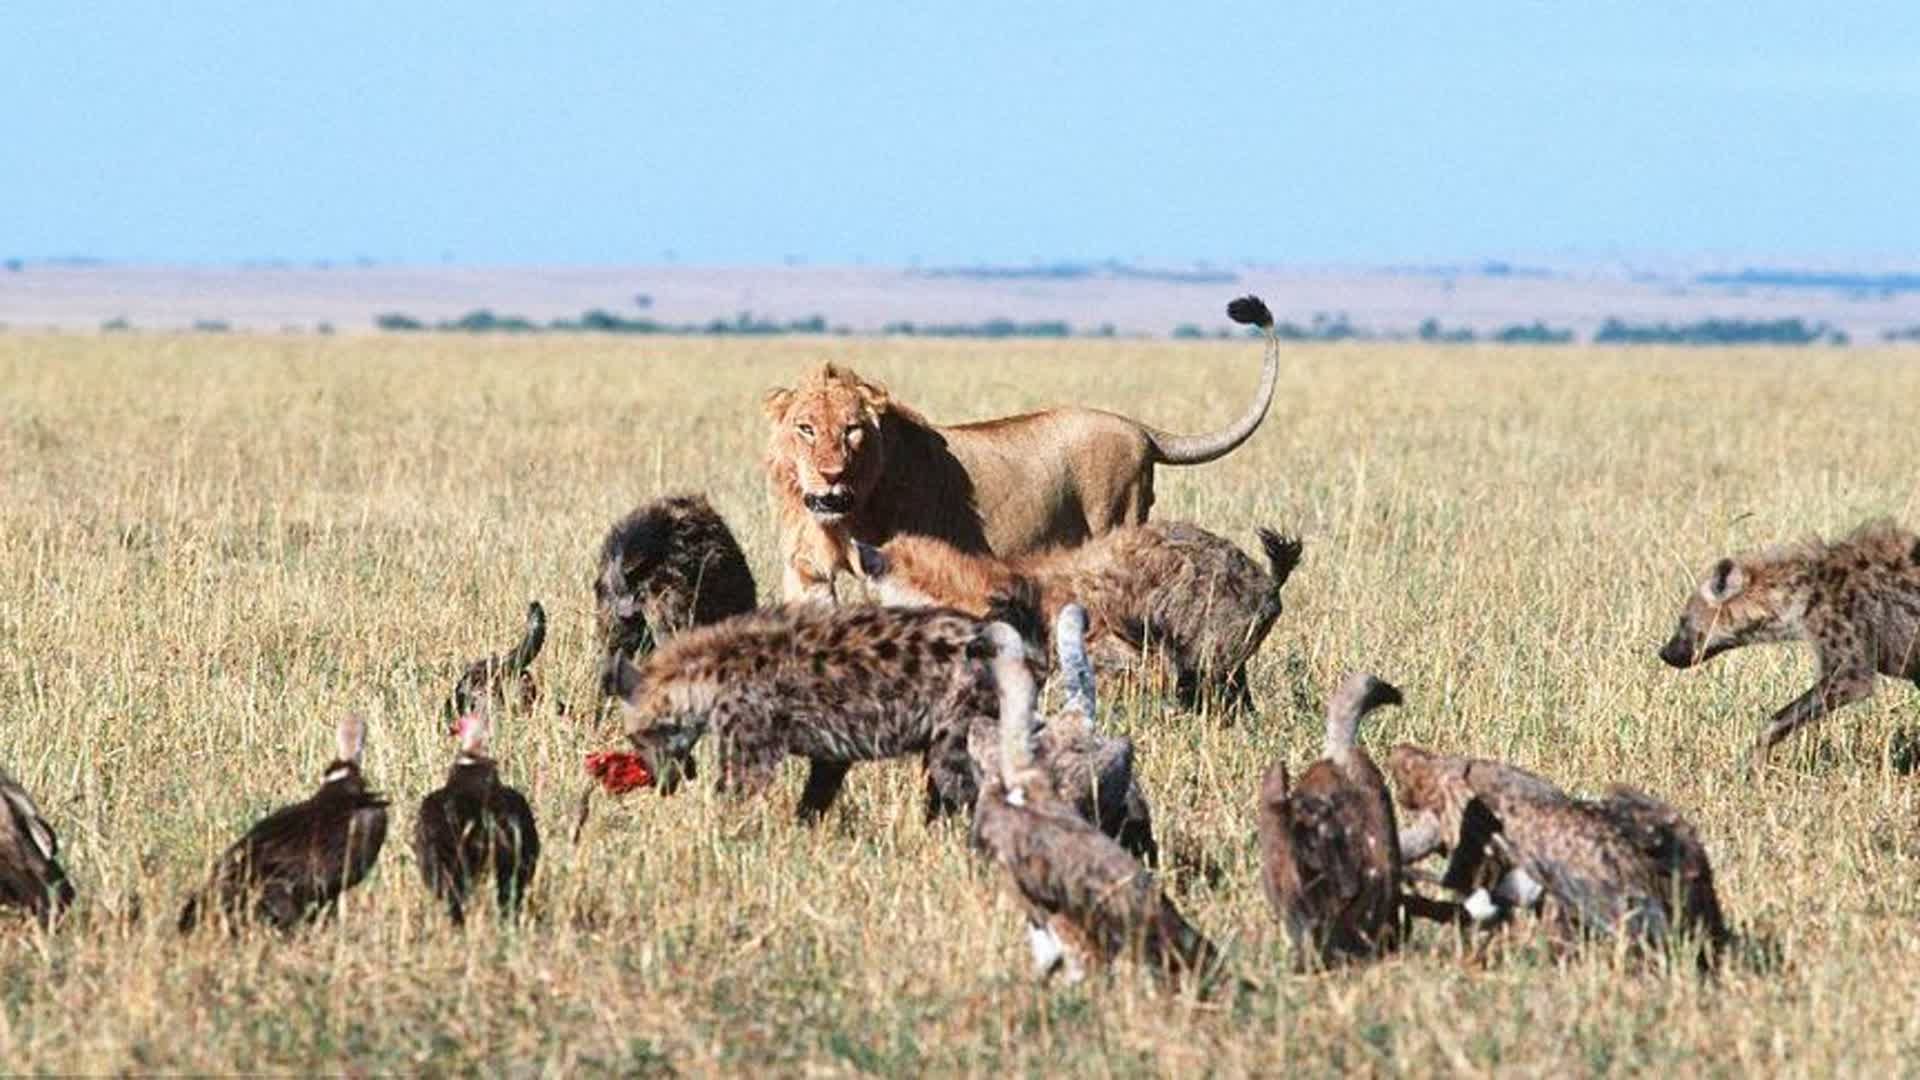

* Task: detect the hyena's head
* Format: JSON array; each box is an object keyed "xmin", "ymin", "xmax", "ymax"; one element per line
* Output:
[
  {"xmin": 851, "ymin": 536, "xmax": 998, "ymax": 614},
  {"xmin": 1659, "ymin": 554, "xmax": 1807, "ymax": 669},
  {"xmin": 624, "ymin": 721, "xmax": 701, "ymax": 796}
]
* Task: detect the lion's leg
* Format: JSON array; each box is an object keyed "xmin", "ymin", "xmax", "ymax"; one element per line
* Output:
[
  {"xmin": 782, "ymin": 561, "xmax": 837, "ymax": 606},
  {"xmin": 780, "ymin": 528, "xmax": 842, "ymax": 605}
]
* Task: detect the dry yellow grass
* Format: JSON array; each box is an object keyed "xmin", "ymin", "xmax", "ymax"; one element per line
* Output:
[{"xmin": 3, "ymin": 332, "xmax": 1920, "ymax": 1075}]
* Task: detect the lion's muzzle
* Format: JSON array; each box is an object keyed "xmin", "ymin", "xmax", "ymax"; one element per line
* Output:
[{"xmin": 802, "ymin": 489, "xmax": 856, "ymax": 519}]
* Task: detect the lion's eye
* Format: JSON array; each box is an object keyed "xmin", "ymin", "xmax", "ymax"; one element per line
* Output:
[{"xmin": 796, "ymin": 423, "xmax": 815, "ymax": 440}]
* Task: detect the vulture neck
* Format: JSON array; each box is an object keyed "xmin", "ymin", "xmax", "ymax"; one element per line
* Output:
[{"xmin": 1323, "ymin": 717, "xmax": 1360, "ymax": 768}]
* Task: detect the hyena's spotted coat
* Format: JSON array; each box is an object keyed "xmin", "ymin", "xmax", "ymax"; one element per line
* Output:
[
  {"xmin": 613, "ymin": 604, "xmax": 1031, "ymax": 822},
  {"xmin": 1659, "ymin": 517, "xmax": 1920, "ymax": 763}
]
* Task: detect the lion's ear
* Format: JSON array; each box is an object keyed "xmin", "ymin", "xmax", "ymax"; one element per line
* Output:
[{"xmin": 762, "ymin": 387, "xmax": 795, "ymax": 423}]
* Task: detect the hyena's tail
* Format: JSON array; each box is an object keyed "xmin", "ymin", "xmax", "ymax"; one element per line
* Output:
[{"xmin": 1256, "ymin": 530, "xmax": 1305, "ymax": 592}]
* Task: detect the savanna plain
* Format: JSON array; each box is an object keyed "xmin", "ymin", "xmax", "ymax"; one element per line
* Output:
[{"xmin": 3, "ymin": 333, "xmax": 1920, "ymax": 1076}]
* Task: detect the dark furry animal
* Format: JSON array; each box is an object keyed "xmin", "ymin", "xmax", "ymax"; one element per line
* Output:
[
  {"xmin": 613, "ymin": 603, "xmax": 1033, "ymax": 822},
  {"xmin": 447, "ymin": 602, "xmax": 547, "ymax": 719},
  {"xmin": 178, "ymin": 715, "xmax": 390, "ymax": 934},
  {"xmin": 414, "ymin": 709, "xmax": 539, "ymax": 925},
  {"xmin": 1659, "ymin": 517, "xmax": 1920, "ymax": 765},
  {"xmin": 970, "ymin": 621, "xmax": 1224, "ymax": 991},
  {"xmin": 0, "ymin": 769, "xmax": 76, "ymax": 927},
  {"xmin": 857, "ymin": 524, "xmax": 1303, "ymax": 712},
  {"xmin": 593, "ymin": 494, "xmax": 758, "ymax": 695},
  {"xmin": 1257, "ymin": 673, "xmax": 1405, "ymax": 968}
]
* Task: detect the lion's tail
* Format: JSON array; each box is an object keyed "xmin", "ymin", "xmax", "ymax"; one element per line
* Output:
[{"xmin": 1145, "ymin": 295, "xmax": 1279, "ymax": 466}]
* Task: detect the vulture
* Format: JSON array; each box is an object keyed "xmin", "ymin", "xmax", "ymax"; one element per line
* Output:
[
  {"xmin": 967, "ymin": 604, "xmax": 1156, "ymax": 863},
  {"xmin": 445, "ymin": 601, "xmax": 547, "ymax": 720},
  {"xmin": 969, "ymin": 620, "xmax": 1221, "ymax": 991},
  {"xmin": 0, "ymin": 768, "xmax": 76, "ymax": 926},
  {"xmin": 1389, "ymin": 745, "xmax": 1731, "ymax": 963},
  {"xmin": 1256, "ymin": 672, "xmax": 1406, "ymax": 968},
  {"xmin": 414, "ymin": 707, "xmax": 540, "ymax": 925},
  {"xmin": 178, "ymin": 714, "xmax": 389, "ymax": 934}
]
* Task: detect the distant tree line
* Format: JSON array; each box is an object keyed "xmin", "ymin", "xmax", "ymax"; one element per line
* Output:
[
  {"xmin": 881, "ymin": 318, "xmax": 1071, "ymax": 338},
  {"xmin": 917, "ymin": 260, "xmax": 1239, "ymax": 285},
  {"xmin": 89, "ymin": 308, "xmax": 1866, "ymax": 346},
  {"xmin": 1697, "ymin": 269, "xmax": 1920, "ymax": 293},
  {"xmin": 376, "ymin": 309, "xmax": 845, "ymax": 336},
  {"xmin": 1592, "ymin": 317, "xmax": 1845, "ymax": 346},
  {"xmin": 1416, "ymin": 319, "xmax": 1575, "ymax": 344}
]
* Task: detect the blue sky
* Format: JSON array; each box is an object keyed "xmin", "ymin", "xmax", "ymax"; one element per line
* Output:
[{"xmin": 2, "ymin": 2, "xmax": 1915, "ymax": 265}]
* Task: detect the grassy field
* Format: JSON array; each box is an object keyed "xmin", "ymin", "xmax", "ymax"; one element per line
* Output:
[{"xmin": 3, "ymin": 333, "xmax": 1920, "ymax": 1075}]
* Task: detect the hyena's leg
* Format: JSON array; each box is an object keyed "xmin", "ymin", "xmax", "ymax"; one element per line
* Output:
[
  {"xmin": 1756, "ymin": 664, "xmax": 1877, "ymax": 760},
  {"xmin": 795, "ymin": 760, "xmax": 852, "ymax": 824},
  {"xmin": 922, "ymin": 721, "xmax": 984, "ymax": 822}
]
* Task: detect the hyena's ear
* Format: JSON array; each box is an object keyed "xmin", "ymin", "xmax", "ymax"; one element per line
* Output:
[
  {"xmin": 853, "ymin": 540, "xmax": 889, "ymax": 580},
  {"xmin": 1704, "ymin": 558, "xmax": 1747, "ymax": 603},
  {"xmin": 604, "ymin": 652, "xmax": 647, "ymax": 702},
  {"xmin": 761, "ymin": 387, "xmax": 796, "ymax": 423}
]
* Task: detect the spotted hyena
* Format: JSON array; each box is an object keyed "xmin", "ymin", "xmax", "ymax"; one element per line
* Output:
[
  {"xmin": 593, "ymin": 494, "xmax": 758, "ymax": 696},
  {"xmin": 1659, "ymin": 518, "xmax": 1920, "ymax": 763},
  {"xmin": 610, "ymin": 604, "xmax": 1036, "ymax": 823},
  {"xmin": 854, "ymin": 523, "xmax": 1302, "ymax": 712}
]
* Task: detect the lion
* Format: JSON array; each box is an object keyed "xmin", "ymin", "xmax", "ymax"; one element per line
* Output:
[{"xmin": 762, "ymin": 296, "xmax": 1281, "ymax": 603}]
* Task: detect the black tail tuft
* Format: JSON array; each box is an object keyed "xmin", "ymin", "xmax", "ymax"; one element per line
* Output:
[
  {"xmin": 507, "ymin": 601, "xmax": 547, "ymax": 672},
  {"xmin": 1257, "ymin": 529, "xmax": 1305, "ymax": 588},
  {"xmin": 1227, "ymin": 295, "xmax": 1273, "ymax": 330}
]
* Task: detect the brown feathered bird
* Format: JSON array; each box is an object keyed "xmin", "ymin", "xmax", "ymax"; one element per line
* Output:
[
  {"xmin": 1257, "ymin": 672, "xmax": 1406, "ymax": 968},
  {"xmin": 414, "ymin": 708, "xmax": 540, "ymax": 925},
  {"xmin": 969, "ymin": 621, "xmax": 1221, "ymax": 990},
  {"xmin": 178, "ymin": 714, "xmax": 390, "ymax": 934},
  {"xmin": 445, "ymin": 602, "xmax": 547, "ymax": 721},
  {"xmin": 967, "ymin": 604, "xmax": 1156, "ymax": 862},
  {"xmin": 1390, "ymin": 746, "xmax": 1730, "ymax": 963},
  {"xmin": 0, "ymin": 768, "xmax": 76, "ymax": 927}
]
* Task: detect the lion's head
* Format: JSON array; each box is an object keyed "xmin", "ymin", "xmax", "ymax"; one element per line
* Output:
[{"xmin": 762, "ymin": 362, "xmax": 890, "ymax": 524}]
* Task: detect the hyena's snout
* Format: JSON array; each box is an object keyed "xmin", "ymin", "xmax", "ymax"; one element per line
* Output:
[{"xmin": 1658, "ymin": 626, "xmax": 1699, "ymax": 669}]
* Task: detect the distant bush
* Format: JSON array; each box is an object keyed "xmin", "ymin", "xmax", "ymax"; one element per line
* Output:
[
  {"xmin": 1172, "ymin": 324, "xmax": 1207, "ymax": 339},
  {"xmin": 1271, "ymin": 313, "xmax": 1362, "ymax": 342},
  {"xmin": 192, "ymin": 320, "xmax": 230, "ymax": 333},
  {"xmin": 1418, "ymin": 318, "xmax": 1475, "ymax": 344},
  {"xmin": 376, "ymin": 313, "xmax": 426, "ymax": 331},
  {"xmin": 445, "ymin": 309, "xmax": 538, "ymax": 333},
  {"xmin": 1493, "ymin": 321, "xmax": 1575, "ymax": 344},
  {"xmin": 100, "ymin": 317, "xmax": 131, "ymax": 333},
  {"xmin": 1883, "ymin": 325, "xmax": 1920, "ymax": 342}
]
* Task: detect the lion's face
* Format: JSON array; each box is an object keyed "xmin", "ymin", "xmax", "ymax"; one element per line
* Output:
[{"xmin": 763, "ymin": 363, "xmax": 888, "ymax": 525}]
